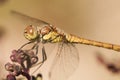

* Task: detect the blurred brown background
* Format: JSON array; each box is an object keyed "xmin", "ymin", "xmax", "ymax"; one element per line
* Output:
[{"xmin": 0, "ymin": 0, "xmax": 120, "ymax": 80}]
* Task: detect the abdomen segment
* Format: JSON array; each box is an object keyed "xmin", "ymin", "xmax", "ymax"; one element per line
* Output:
[{"xmin": 66, "ymin": 34, "xmax": 120, "ymax": 52}]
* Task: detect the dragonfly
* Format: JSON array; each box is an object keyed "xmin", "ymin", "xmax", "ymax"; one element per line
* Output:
[{"xmin": 11, "ymin": 10, "xmax": 120, "ymax": 80}]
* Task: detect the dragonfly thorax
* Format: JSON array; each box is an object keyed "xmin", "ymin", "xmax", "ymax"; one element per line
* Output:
[
  {"xmin": 40, "ymin": 25, "xmax": 64, "ymax": 43},
  {"xmin": 40, "ymin": 25, "xmax": 53, "ymax": 35}
]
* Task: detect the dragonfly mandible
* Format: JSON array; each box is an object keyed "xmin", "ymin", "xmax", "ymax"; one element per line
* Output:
[{"xmin": 11, "ymin": 10, "xmax": 120, "ymax": 80}]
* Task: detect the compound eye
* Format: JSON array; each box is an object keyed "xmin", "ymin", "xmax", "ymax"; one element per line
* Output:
[
  {"xmin": 24, "ymin": 25, "xmax": 34, "ymax": 35},
  {"xmin": 40, "ymin": 26, "xmax": 51, "ymax": 35}
]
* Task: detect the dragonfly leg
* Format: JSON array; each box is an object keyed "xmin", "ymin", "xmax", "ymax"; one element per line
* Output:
[
  {"xmin": 31, "ymin": 41, "xmax": 39, "ymax": 50},
  {"xmin": 35, "ymin": 45, "xmax": 39, "ymax": 55},
  {"xmin": 30, "ymin": 42, "xmax": 39, "ymax": 55},
  {"xmin": 42, "ymin": 46, "xmax": 47, "ymax": 62},
  {"xmin": 18, "ymin": 41, "xmax": 33, "ymax": 50},
  {"xmin": 32, "ymin": 46, "xmax": 47, "ymax": 67},
  {"xmin": 31, "ymin": 46, "xmax": 47, "ymax": 74}
]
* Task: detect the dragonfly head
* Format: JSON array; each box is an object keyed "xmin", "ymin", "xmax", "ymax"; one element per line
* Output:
[{"xmin": 24, "ymin": 25, "xmax": 39, "ymax": 41}]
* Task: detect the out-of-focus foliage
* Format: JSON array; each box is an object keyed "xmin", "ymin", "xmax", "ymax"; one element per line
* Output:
[
  {"xmin": 0, "ymin": 0, "xmax": 8, "ymax": 6},
  {"xmin": 96, "ymin": 53, "xmax": 120, "ymax": 74}
]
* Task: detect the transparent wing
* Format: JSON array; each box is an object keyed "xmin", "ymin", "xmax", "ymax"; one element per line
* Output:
[
  {"xmin": 11, "ymin": 10, "xmax": 50, "ymax": 27},
  {"xmin": 49, "ymin": 43, "xmax": 79, "ymax": 80},
  {"xmin": 43, "ymin": 43, "xmax": 57, "ymax": 57}
]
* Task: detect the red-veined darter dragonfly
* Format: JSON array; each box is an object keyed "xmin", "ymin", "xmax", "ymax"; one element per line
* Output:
[{"xmin": 11, "ymin": 10, "xmax": 120, "ymax": 80}]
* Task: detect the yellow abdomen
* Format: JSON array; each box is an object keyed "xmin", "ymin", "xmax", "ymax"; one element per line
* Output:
[{"xmin": 65, "ymin": 34, "xmax": 120, "ymax": 52}]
